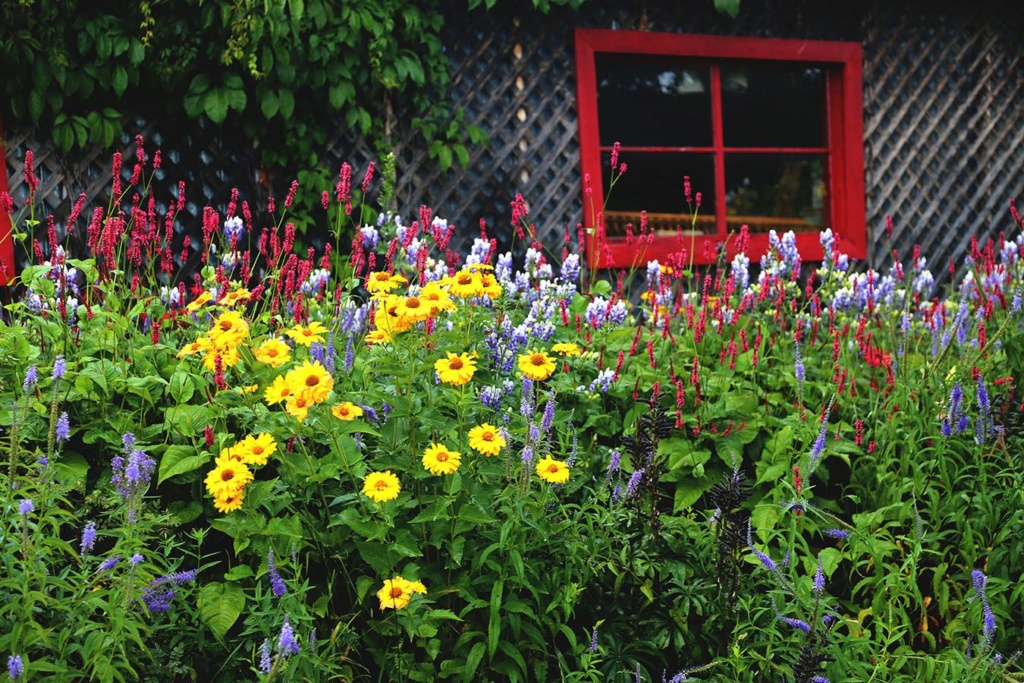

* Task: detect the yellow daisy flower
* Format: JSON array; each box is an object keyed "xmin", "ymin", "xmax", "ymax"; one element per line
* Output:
[
  {"xmin": 435, "ymin": 352, "xmax": 476, "ymax": 386},
  {"xmin": 204, "ymin": 457, "xmax": 254, "ymax": 498},
  {"xmin": 420, "ymin": 282, "xmax": 456, "ymax": 316},
  {"xmin": 253, "ymin": 338, "xmax": 291, "ymax": 367},
  {"xmin": 447, "ymin": 269, "xmax": 484, "ymax": 298},
  {"xmin": 177, "ymin": 338, "xmax": 211, "ymax": 358},
  {"xmin": 406, "ymin": 579, "xmax": 427, "ymax": 595},
  {"xmin": 219, "ymin": 445, "xmax": 245, "ymax": 463},
  {"xmin": 480, "ymin": 272, "xmax": 502, "ymax": 299},
  {"xmin": 375, "ymin": 297, "xmax": 414, "ymax": 334},
  {"xmin": 185, "ymin": 291, "xmax": 213, "ymax": 313},
  {"xmin": 285, "ymin": 393, "xmax": 312, "ymax": 422},
  {"xmin": 422, "ymin": 443, "xmax": 461, "ymax": 475},
  {"xmin": 362, "ymin": 470, "xmax": 401, "ymax": 503},
  {"xmin": 551, "ymin": 342, "xmax": 582, "ymax": 357},
  {"xmin": 518, "ymin": 350, "xmax": 556, "ymax": 381},
  {"xmin": 286, "ymin": 360, "xmax": 334, "ymax": 404},
  {"xmin": 285, "ymin": 320, "xmax": 328, "ymax": 346},
  {"xmin": 203, "ymin": 346, "xmax": 240, "ymax": 372},
  {"xmin": 467, "ymin": 424, "xmax": 506, "ymax": 456},
  {"xmin": 220, "ymin": 288, "xmax": 252, "ymax": 307},
  {"xmin": 536, "ymin": 456, "xmax": 570, "ymax": 484},
  {"xmin": 213, "ymin": 488, "xmax": 245, "ymax": 514},
  {"xmin": 377, "ymin": 577, "xmax": 413, "ymax": 610},
  {"xmin": 365, "ymin": 271, "xmax": 408, "ymax": 294},
  {"xmin": 395, "ymin": 295, "xmax": 432, "ymax": 323},
  {"xmin": 332, "ymin": 402, "xmax": 364, "ymax": 421},
  {"xmin": 365, "ymin": 329, "xmax": 392, "ymax": 345},
  {"xmin": 235, "ymin": 433, "xmax": 277, "ymax": 466},
  {"xmin": 264, "ymin": 375, "xmax": 292, "ymax": 405},
  {"xmin": 209, "ymin": 310, "xmax": 250, "ymax": 345}
]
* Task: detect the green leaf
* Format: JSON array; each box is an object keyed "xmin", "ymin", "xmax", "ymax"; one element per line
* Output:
[
  {"xmin": 437, "ymin": 145, "xmax": 453, "ymax": 171},
  {"xmin": 463, "ymin": 641, "xmax": 486, "ymax": 683},
  {"xmin": 112, "ymin": 65, "xmax": 128, "ymax": 96},
  {"xmin": 410, "ymin": 497, "xmax": 451, "ymax": 523},
  {"xmin": 53, "ymin": 452, "xmax": 89, "ymax": 488},
  {"xmin": 673, "ymin": 476, "xmax": 717, "ymax": 512},
  {"xmin": 158, "ymin": 445, "xmax": 208, "ymax": 485},
  {"xmin": 197, "ymin": 582, "xmax": 246, "ymax": 641},
  {"xmin": 328, "ymin": 82, "xmax": 353, "ymax": 109},
  {"xmin": 487, "ymin": 579, "xmax": 503, "ymax": 659},
  {"xmin": 355, "ymin": 540, "xmax": 394, "ymax": 575},
  {"xmin": 129, "ymin": 41, "xmax": 145, "ymax": 66},
  {"xmin": 261, "ymin": 90, "xmax": 280, "ymax": 119},
  {"xmin": 169, "ymin": 370, "xmax": 196, "ymax": 403},
  {"xmin": 750, "ymin": 503, "xmax": 780, "ymax": 537},
  {"xmin": 457, "ymin": 503, "xmax": 496, "ymax": 525},
  {"xmin": 223, "ymin": 565, "xmax": 254, "ymax": 582},
  {"xmin": 204, "ymin": 89, "xmax": 230, "ymax": 124},
  {"xmin": 28, "ymin": 89, "xmax": 45, "ymax": 124},
  {"xmin": 278, "ymin": 88, "xmax": 295, "ymax": 119},
  {"xmin": 713, "ymin": 0, "xmax": 741, "ymax": 17},
  {"xmin": 756, "ymin": 461, "xmax": 788, "ymax": 485},
  {"xmin": 225, "ymin": 88, "xmax": 247, "ymax": 113},
  {"xmin": 164, "ymin": 404, "xmax": 215, "ymax": 438}
]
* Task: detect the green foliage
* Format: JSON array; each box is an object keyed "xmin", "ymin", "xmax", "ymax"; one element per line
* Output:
[{"xmin": 0, "ymin": 0, "xmax": 583, "ymax": 172}]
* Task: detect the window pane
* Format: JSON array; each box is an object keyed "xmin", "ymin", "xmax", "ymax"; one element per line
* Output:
[
  {"xmin": 721, "ymin": 64, "xmax": 826, "ymax": 148},
  {"xmin": 596, "ymin": 55, "xmax": 712, "ymax": 147},
  {"xmin": 724, "ymin": 154, "xmax": 827, "ymax": 233},
  {"xmin": 602, "ymin": 153, "xmax": 716, "ymax": 236}
]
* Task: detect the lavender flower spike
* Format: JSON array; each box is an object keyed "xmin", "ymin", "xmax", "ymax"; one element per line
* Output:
[
  {"xmin": 52, "ymin": 355, "xmax": 66, "ymax": 380},
  {"xmin": 813, "ymin": 555, "xmax": 825, "ymax": 597},
  {"xmin": 268, "ymin": 550, "xmax": 287, "ymax": 599},
  {"xmin": 80, "ymin": 521, "xmax": 97, "ymax": 554},
  {"xmin": 747, "ymin": 521, "xmax": 776, "ymax": 573},
  {"xmin": 8, "ymin": 655, "xmax": 24, "ymax": 680},
  {"xmin": 22, "ymin": 366, "xmax": 37, "ymax": 393},
  {"xmin": 56, "ymin": 412, "xmax": 71, "ymax": 443},
  {"xmin": 259, "ymin": 639, "xmax": 272, "ymax": 674},
  {"xmin": 97, "ymin": 554, "xmax": 122, "ymax": 572},
  {"xmin": 278, "ymin": 617, "xmax": 301, "ymax": 656}
]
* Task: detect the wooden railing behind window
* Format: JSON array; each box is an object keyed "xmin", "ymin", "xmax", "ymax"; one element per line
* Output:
[{"xmin": 603, "ymin": 210, "xmax": 817, "ymax": 237}]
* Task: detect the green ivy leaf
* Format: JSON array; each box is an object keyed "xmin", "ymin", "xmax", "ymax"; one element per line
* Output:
[
  {"xmin": 278, "ymin": 88, "xmax": 295, "ymax": 119},
  {"xmin": 261, "ymin": 90, "xmax": 279, "ymax": 119},
  {"xmin": 204, "ymin": 89, "xmax": 230, "ymax": 124},
  {"xmin": 112, "ymin": 65, "xmax": 128, "ymax": 96}
]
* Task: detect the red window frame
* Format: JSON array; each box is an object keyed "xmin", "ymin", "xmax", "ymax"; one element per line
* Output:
[
  {"xmin": 574, "ymin": 29, "xmax": 865, "ymax": 269},
  {"xmin": 0, "ymin": 119, "xmax": 13, "ymax": 286}
]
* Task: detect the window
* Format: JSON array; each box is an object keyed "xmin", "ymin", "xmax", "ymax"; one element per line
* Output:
[{"xmin": 574, "ymin": 29, "xmax": 865, "ymax": 269}]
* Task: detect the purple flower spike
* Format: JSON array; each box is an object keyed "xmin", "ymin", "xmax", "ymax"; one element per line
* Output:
[{"xmin": 278, "ymin": 617, "xmax": 301, "ymax": 656}]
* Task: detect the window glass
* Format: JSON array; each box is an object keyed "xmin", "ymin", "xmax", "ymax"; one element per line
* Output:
[
  {"xmin": 721, "ymin": 64, "xmax": 827, "ymax": 148},
  {"xmin": 723, "ymin": 154, "xmax": 828, "ymax": 233},
  {"xmin": 596, "ymin": 55, "xmax": 712, "ymax": 147},
  {"xmin": 602, "ymin": 153, "xmax": 715, "ymax": 236}
]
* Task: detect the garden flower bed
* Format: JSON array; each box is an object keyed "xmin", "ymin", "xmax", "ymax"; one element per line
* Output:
[{"xmin": 2, "ymin": 142, "xmax": 1023, "ymax": 682}]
